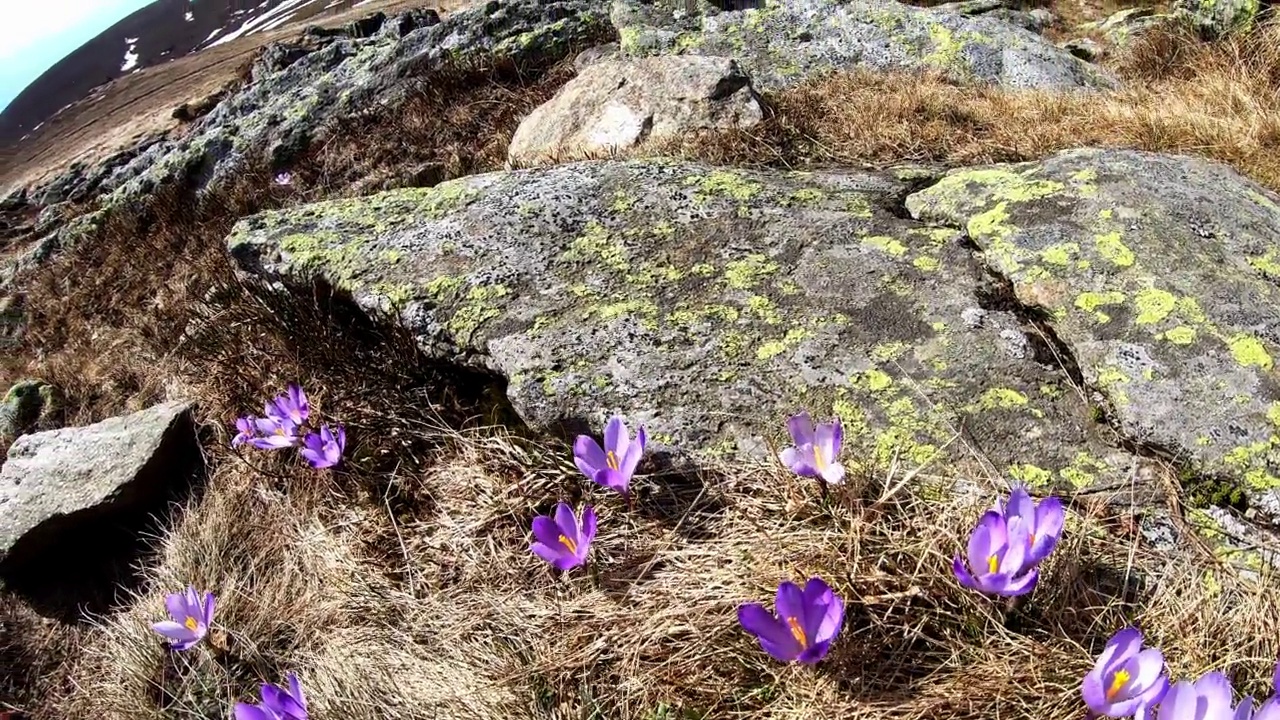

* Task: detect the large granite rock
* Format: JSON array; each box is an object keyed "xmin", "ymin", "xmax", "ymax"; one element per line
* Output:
[
  {"xmin": 610, "ymin": 0, "xmax": 1117, "ymax": 92},
  {"xmin": 906, "ymin": 148, "xmax": 1280, "ymax": 513},
  {"xmin": 228, "ymin": 158, "xmax": 1135, "ymax": 489},
  {"xmin": 0, "ymin": 400, "xmax": 198, "ymax": 574},
  {"xmin": 509, "ymin": 55, "xmax": 763, "ymax": 165}
]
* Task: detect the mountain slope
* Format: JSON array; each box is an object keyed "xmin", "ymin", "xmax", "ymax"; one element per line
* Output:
[{"xmin": 0, "ymin": 0, "xmax": 383, "ymax": 148}]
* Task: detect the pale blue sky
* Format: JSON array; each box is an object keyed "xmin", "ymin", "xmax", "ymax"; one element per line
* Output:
[{"xmin": 0, "ymin": 0, "xmax": 154, "ymax": 113}]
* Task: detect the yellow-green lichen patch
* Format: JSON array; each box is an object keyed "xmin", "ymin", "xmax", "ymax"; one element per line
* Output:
[
  {"xmin": 370, "ymin": 282, "xmax": 414, "ymax": 309},
  {"xmin": 871, "ymin": 341, "xmax": 912, "ymax": 363},
  {"xmin": 1161, "ymin": 326, "xmax": 1197, "ymax": 345},
  {"xmin": 913, "ymin": 256, "xmax": 941, "ymax": 272},
  {"xmin": 1133, "ymin": 287, "xmax": 1177, "ymax": 326},
  {"xmin": 1247, "ymin": 250, "xmax": 1280, "ymax": 278},
  {"xmin": 610, "ymin": 191, "xmax": 636, "ymax": 213},
  {"xmin": 782, "ymin": 188, "xmax": 826, "ymax": 207},
  {"xmin": 1074, "ymin": 290, "xmax": 1126, "ymax": 323},
  {"xmin": 1267, "ymin": 402, "xmax": 1280, "ymax": 427},
  {"xmin": 756, "ymin": 327, "xmax": 814, "ymax": 360},
  {"xmin": 1228, "ymin": 333, "xmax": 1274, "ymax": 370},
  {"xmin": 1009, "ymin": 463, "xmax": 1053, "ymax": 487},
  {"xmin": 862, "ymin": 235, "xmax": 908, "ymax": 257},
  {"xmin": 684, "ymin": 171, "xmax": 763, "ymax": 203},
  {"xmin": 445, "ymin": 284, "xmax": 511, "ymax": 340},
  {"xmin": 565, "ymin": 221, "xmax": 629, "ymax": 273},
  {"xmin": 279, "ymin": 232, "xmax": 367, "ymax": 287},
  {"xmin": 1059, "ymin": 451, "xmax": 1110, "ymax": 489},
  {"xmin": 746, "ymin": 295, "xmax": 782, "ymax": 324},
  {"xmin": 690, "ymin": 262, "xmax": 717, "ymax": 277},
  {"xmin": 1040, "ymin": 242, "xmax": 1080, "ymax": 267},
  {"xmin": 1094, "ymin": 231, "xmax": 1135, "ymax": 268},
  {"xmin": 723, "ymin": 253, "xmax": 780, "ymax": 290},
  {"xmin": 380, "ymin": 249, "xmax": 403, "ymax": 264},
  {"xmin": 978, "ymin": 387, "xmax": 1029, "ymax": 410},
  {"xmin": 854, "ymin": 368, "xmax": 895, "ymax": 393}
]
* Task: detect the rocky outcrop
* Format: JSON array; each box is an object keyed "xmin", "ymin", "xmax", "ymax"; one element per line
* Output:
[
  {"xmin": 508, "ymin": 55, "xmax": 763, "ymax": 165},
  {"xmin": 1173, "ymin": 0, "xmax": 1258, "ymax": 37},
  {"xmin": 0, "ymin": 400, "xmax": 199, "ymax": 574},
  {"xmin": 907, "ymin": 149, "xmax": 1280, "ymax": 514},
  {"xmin": 227, "ymin": 157, "xmax": 1139, "ymax": 491},
  {"xmin": 610, "ymin": 0, "xmax": 1117, "ymax": 92}
]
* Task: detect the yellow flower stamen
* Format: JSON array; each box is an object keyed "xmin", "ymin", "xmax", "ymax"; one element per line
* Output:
[
  {"xmin": 1106, "ymin": 669, "xmax": 1130, "ymax": 700},
  {"xmin": 812, "ymin": 445, "xmax": 827, "ymax": 472},
  {"xmin": 987, "ymin": 554, "xmax": 999, "ymax": 574},
  {"xmin": 606, "ymin": 450, "xmax": 620, "ymax": 471},
  {"xmin": 559, "ymin": 534, "xmax": 578, "ymax": 554},
  {"xmin": 786, "ymin": 617, "xmax": 808, "ymax": 649},
  {"xmin": 184, "ymin": 616, "xmax": 199, "ymax": 632}
]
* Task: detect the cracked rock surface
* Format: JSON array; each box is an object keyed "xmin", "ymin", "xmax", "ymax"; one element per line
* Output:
[
  {"xmin": 227, "ymin": 158, "xmax": 1134, "ymax": 484},
  {"xmin": 907, "ymin": 148, "xmax": 1280, "ymax": 512}
]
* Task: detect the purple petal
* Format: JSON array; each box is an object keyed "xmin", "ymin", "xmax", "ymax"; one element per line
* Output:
[
  {"xmin": 233, "ymin": 703, "xmax": 275, "ymax": 720},
  {"xmin": 165, "ymin": 591, "xmax": 189, "ymax": 622},
  {"xmin": 573, "ymin": 435, "xmax": 607, "ymax": 478},
  {"xmin": 579, "ymin": 506, "xmax": 597, "ymax": 550},
  {"xmin": 820, "ymin": 460, "xmax": 847, "ymax": 485},
  {"xmin": 1254, "ymin": 698, "xmax": 1280, "ymax": 720},
  {"xmin": 953, "ymin": 555, "xmax": 981, "ymax": 591},
  {"xmin": 966, "ymin": 511, "xmax": 1004, "ymax": 573},
  {"xmin": 1099, "ymin": 628, "xmax": 1145, "ymax": 674},
  {"xmin": 1273, "ymin": 659, "xmax": 1280, "ymax": 694},
  {"xmin": 774, "ymin": 581, "xmax": 805, "ymax": 628},
  {"xmin": 1194, "ymin": 671, "xmax": 1235, "ymax": 710},
  {"xmin": 593, "ymin": 468, "xmax": 629, "ymax": 495},
  {"xmin": 203, "ymin": 592, "xmax": 217, "ymax": 626},
  {"xmin": 603, "ymin": 416, "xmax": 627, "ymax": 458},
  {"xmin": 994, "ymin": 567, "xmax": 1038, "ymax": 597},
  {"xmin": 1157, "ymin": 680, "xmax": 1198, "ymax": 720},
  {"xmin": 1233, "ymin": 696, "xmax": 1255, "ymax": 720},
  {"xmin": 785, "ymin": 412, "xmax": 816, "ymax": 447},
  {"xmin": 287, "ymin": 672, "xmax": 306, "ymax": 710},
  {"xmin": 798, "ymin": 638, "xmax": 835, "ymax": 664},
  {"xmin": 814, "ymin": 422, "xmax": 838, "ymax": 465},
  {"xmin": 1030, "ymin": 495, "xmax": 1065, "ymax": 562},
  {"xmin": 531, "ymin": 541, "xmax": 569, "ymax": 567},
  {"xmin": 737, "ymin": 603, "xmax": 798, "ymax": 660},
  {"xmin": 151, "ymin": 621, "xmax": 195, "ymax": 642},
  {"xmin": 531, "ymin": 516, "xmax": 564, "ymax": 549},
  {"xmin": 831, "ymin": 417, "xmax": 843, "ymax": 456},
  {"xmin": 999, "ymin": 530, "xmax": 1029, "ymax": 576},
  {"xmin": 779, "ymin": 446, "xmax": 817, "ymax": 477},
  {"xmin": 553, "ymin": 503, "xmax": 579, "ymax": 541},
  {"xmin": 619, "ymin": 425, "xmax": 646, "ymax": 478}
]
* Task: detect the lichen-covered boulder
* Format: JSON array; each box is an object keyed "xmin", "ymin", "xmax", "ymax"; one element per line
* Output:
[
  {"xmin": 228, "ymin": 159, "xmax": 1134, "ymax": 488},
  {"xmin": 906, "ymin": 148, "xmax": 1280, "ymax": 513},
  {"xmin": 1172, "ymin": 0, "xmax": 1257, "ymax": 38},
  {"xmin": 610, "ymin": 0, "xmax": 1117, "ymax": 92},
  {"xmin": 508, "ymin": 55, "xmax": 763, "ymax": 165}
]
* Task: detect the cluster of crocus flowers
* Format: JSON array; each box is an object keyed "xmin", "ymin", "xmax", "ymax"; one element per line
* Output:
[
  {"xmin": 151, "ymin": 586, "xmax": 308, "ymax": 717},
  {"xmin": 528, "ymin": 415, "xmax": 648, "ymax": 572},
  {"xmin": 737, "ymin": 578, "xmax": 846, "ymax": 664},
  {"xmin": 953, "ymin": 485, "xmax": 1064, "ymax": 597},
  {"xmin": 151, "ymin": 585, "xmax": 216, "ymax": 651},
  {"xmin": 779, "ymin": 411, "xmax": 846, "ymax": 485},
  {"xmin": 235, "ymin": 672, "xmax": 308, "ymax": 720},
  {"xmin": 232, "ymin": 383, "xmax": 346, "ymax": 469},
  {"xmin": 1082, "ymin": 626, "xmax": 1280, "ymax": 720}
]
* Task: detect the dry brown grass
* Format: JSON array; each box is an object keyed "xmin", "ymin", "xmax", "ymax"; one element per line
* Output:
[
  {"xmin": 7, "ymin": 10, "xmax": 1280, "ymax": 720},
  {"xmin": 664, "ymin": 19, "xmax": 1280, "ymax": 191}
]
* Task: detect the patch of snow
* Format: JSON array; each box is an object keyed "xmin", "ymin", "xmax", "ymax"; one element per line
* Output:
[
  {"xmin": 209, "ymin": 0, "xmax": 314, "ymax": 46},
  {"xmin": 323, "ymin": 0, "xmax": 344, "ymax": 7},
  {"xmin": 121, "ymin": 39, "xmax": 140, "ymax": 72},
  {"xmin": 202, "ymin": 27, "xmax": 222, "ymax": 43},
  {"xmin": 185, "ymin": 10, "xmax": 194, "ymax": 21},
  {"xmin": 354, "ymin": 0, "xmax": 375, "ymax": 5}
]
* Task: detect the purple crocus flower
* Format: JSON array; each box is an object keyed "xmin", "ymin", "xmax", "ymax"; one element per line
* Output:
[
  {"xmin": 998, "ymin": 485, "xmax": 1066, "ymax": 567},
  {"xmin": 953, "ymin": 510, "xmax": 1039, "ymax": 597},
  {"xmin": 233, "ymin": 416, "xmax": 258, "ymax": 447},
  {"xmin": 234, "ymin": 672, "xmax": 308, "ymax": 720},
  {"xmin": 574, "ymin": 415, "xmax": 646, "ymax": 496},
  {"xmin": 529, "ymin": 503, "xmax": 596, "ymax": 571},
  {"xmin": 268, "ymin": 384, "xmax": 309, "ymax": 427},
  {"xmin": 1153, "ymin": 672, "xmax": 1236, "ymax": 720},
  {"xmin": 150, "ymin": 585, "xmax": 216, "ymax": 651},
  {"xmin": 249, "ymin": 416, "xmax": 301, "ymax": 450},
  {"xmin": 737, "ymin": 577, "xmax": 845, "ymax": 664},
  {"xmin": 1082, "ymin": 627, "xmax": 1169, "ymax": 719},
  {"xmin": 274, "ymin": 172, "xmax": 293, "ymax": 186},
  {"xmin": 778, "ymin": 411, "xmax": 846, "ymax": 485},
  {"xmin": 300, "ymin": 424, "xmax": 345, "ymax": 469}
]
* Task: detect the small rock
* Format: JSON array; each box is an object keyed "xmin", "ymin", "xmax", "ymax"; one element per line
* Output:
[
  {"xmin": 1064, "ymin": 37, "xmax": 1104, "ymax": 62},
  {"xmin": 1000, "ymin": 327, "xmax": 1029, "ymax": 359},
  {"xmin": 0, "ymin": 401, "xmax": 199, "ymax": 578},
  {"xmin": 509, "ymin": 55, "xmax": 762, "ymax": 166},
  {"xmin": 961, "ymin": 307, "xmax": 988, "ymax": 328},
  {"xmin": 574, "ymin": 42, "xmax": 620, "ymax": 72},
  {"xmin": 1172, "ymin": 0, "xmax": 1257, "ymax": 37}
]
